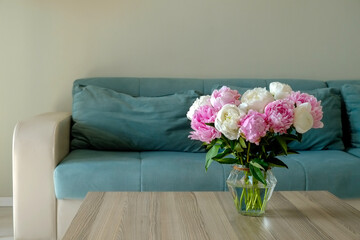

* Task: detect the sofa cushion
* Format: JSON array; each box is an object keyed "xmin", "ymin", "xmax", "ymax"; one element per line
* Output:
[
  {"xmin": 140, "ymin": 151, "xmax": 227, "ymax": 191},
  {"xmin": 54, "ymin": 150, "xmax": 308, "ymax": 199},
  {"xmin": 54, "ymin": 150, "xmax": 230, "ymax": 199},
  {"xmin": 204, "ymin": 79, "xmax": 267, "ymax": 94},
  {"xmin": 341, "ymin": 84, "xmax": 360, "ymax": 148},
  {"xmin": 326, "ymin": 80, "xmax": 360, "ymax": 89},
  {"xmin": 277, "ymin": 150, "xmax": 360, "ymax": 198},
  {"xmin": 71, "ymin": 85, "xmax": 203, "ymax": 152},
  {"xmin": 347, "ymin": 148, "xmax": 360, "ymax": 158},
  {"xmin": 265, "ymin": 79, "xmax": 327, "ymax": 91},
  {"xmin": 289, "ymin": 88, "xmax": 344, "ymax": 150},
  {"xmin": 54, "ymin": 150, "xmax": 142, "ymax": 199},
  {"xmin": 55, "ymin": 150, "xmax": 359, "ymax": 199}
]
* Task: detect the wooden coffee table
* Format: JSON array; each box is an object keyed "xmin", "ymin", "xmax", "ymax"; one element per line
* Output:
[{"xmin": 63, "ymin": 191, "xmax": 360, "ymax": 240}]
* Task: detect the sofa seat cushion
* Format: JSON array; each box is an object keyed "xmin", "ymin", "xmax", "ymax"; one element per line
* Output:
[
  {"xmin": 54, "ymin": 150, "xmax": 142, "ymax": 199},
  {"xmin": 55, "ymin": 150, "xmax": 311, "ymax": 200},
  {"xmin": 347, "ymin": 148, "xmax": 360, "ymax": 158},
  {"xmin": 277, "ymin": 150, "xmax": 360, "ymax": 198},
  {"xmin": 55, "ymin": 150, "xmax": 232, "ymax": 199},
  {"xmin": 140, "ymin": 151, "xmax": 228, "ymax": 191}
]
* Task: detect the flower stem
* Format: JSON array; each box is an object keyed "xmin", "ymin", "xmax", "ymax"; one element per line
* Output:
[
  {"xmin": 246, "ymin": 142, "xmax": 251, "ymax": 163},
  {"xmin": 239, "ymin": 188, "xmax": 244, "ymax": 211},
  {"xmin": 261, "ymin": 188, "xmax": 268, "ymax": 212}
]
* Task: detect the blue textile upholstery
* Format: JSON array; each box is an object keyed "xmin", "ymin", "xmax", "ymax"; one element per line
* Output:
[
  {"xmin": 347, "ymin": 148, "xmax": 360, "ymax": 158},
  {"xmin": 140, "ymin": 152, "xmax": 227, "ymax": 191},
  {"xmin": 341, "ymin": 84, "xmax": 360, "ymax": 148},
  {"xmin": 277, "ymin": 151, "xmax": 360, "ymax": 198},
  {"xmin": 55, "ymin": 149, "xmax": 359, "ymax": 199},
  {"xmin": 54, "ymin": 78, "xmax": 360, "ymax": 200},
  {"xmin": 71, "ymin": 85, "xmax": 203, "ymax": 152},
  {"xmin": 54, "ymin": 150, "xmax": 309, "ymax": 199},
  {"xmin": 289, "ymin": 88, "xmax": 343, "ymax": 150},
  {"xmin": 54, "ymin": 150, "xmax": 141, "ymax": 199},
  {"xmin": 327, "ymin": 80, "xmax": 360, "ymax": 148}
]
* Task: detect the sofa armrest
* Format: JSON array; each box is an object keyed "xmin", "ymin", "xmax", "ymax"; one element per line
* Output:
[{"xmin": 13, "ymin": 112, "xmax": 71, "ymax": 240}]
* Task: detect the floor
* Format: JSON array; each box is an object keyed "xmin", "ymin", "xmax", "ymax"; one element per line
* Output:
[{"xmin": 1, "ymin": 200, "xmax": 360, "ymax": 239}]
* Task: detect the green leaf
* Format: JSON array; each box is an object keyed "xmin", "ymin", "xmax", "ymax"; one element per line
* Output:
[
  {"xmin": 215, "ymin": 139, "xmax": 223, "ymax": 145},
  {"xmin": 252, "ymin": 158, "xmax": 269, "ymax": 170},
  {"xmin": 205, "ymin": 122, "xmax": 215, "ymax": 127},
  {"xmin": 249, "ymin": 164, "xmax": 266, "ymax": 185},
  {"xmin": 239, "ymin": 137, "xmax": 247, "ymax": 148},
  {"xmin": 216, "ymin": 158, "xmax": 238, "ymax": 164},
  {"xmin": 205, "ymin": 145, "xmax": 220, "ymax": 171},
  {"xmin": 250, "ymin": 161, "xmax": 265, "ymax": 171},
  {"xmin": 234, "ymin": 143, "xmax": 243, "ymax": 153},
  {"xmin": 267, "ymin": 157, "xmax": 288, "ymax": 169},
  {"xmin": 212, "ymin": 148, "xmax": 232, "ymax": 160},
  {"xmin": 261, "ymin": 145, "xmax": 266, "ymax": 154},
  {"xmin": 276, "ymin": 136, "xmax": 288, "ymax": 154},
  {"xmin": 229, "ymin": 140, "xmax": 235, "ymax": 150}
]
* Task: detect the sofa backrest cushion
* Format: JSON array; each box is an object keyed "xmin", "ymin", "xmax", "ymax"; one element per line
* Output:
[
  {"xmin": 71, "ymin": 78, "xmax": 346, "ymax": 152},
  {"xmin": 327, "ymin": 80, "xmax": 360, "ymax": 148},
  {"xmin": 341, "ymin": 84, "xmax": 360, "ymax": 148},
  {"xmin": 71, "ymin": 84, "xmax": 204, "ymax": 152},
  {"xmin": 288, "ymin": 88, "xmax": 344, "ymax": 150}
]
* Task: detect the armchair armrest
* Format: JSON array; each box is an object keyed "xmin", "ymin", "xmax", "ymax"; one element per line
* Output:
[{"xmin": 13, "ymin": 112, "xmax": 71, "ymax": 240}]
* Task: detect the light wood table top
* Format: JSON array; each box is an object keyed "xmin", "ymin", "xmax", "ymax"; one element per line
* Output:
[{"xmin": 63, "ymin": 191, "xmax": 360, "ymax": 240}]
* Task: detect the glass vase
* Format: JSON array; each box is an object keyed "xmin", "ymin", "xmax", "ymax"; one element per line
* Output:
[{"xmin": 226, "ymin": 165, "xmax": 277, "ymax": 217}]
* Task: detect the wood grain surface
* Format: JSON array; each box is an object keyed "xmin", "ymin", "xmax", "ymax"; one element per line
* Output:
[{"xmin": 63, "ymin": 191, "xmax": 360, "ymax": 240}]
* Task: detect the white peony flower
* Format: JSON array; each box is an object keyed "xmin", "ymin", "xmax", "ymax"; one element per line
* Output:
[
  {"xmin": 293, "ymin": 103, "xmax": 314, "ymax": 134},
  {"xmin": 238, "ymin": 102, "xmax": 249, "ymax": 115},
  {"xmin": 215, "ymin": 104, "xmax": 246, "ymax": 140},
  {"xmin": 241, "ymin": 87, "xmax": 274, "ymax": 113},
  {"xmin": 269, "ymin": 82, "xmax": 292, "ymax": 100},
  {"xmin": 187, "ymin": 95, "xmax": 211, "ymax": 120}
]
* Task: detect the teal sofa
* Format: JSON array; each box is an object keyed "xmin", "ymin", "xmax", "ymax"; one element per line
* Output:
[
  {"xmin": 12, "ymin": 77, "xmax": 360, "ymax": 239},
  {"xmin": 55, "ymin": 78, "xmax": 360, "ymax": 199}
]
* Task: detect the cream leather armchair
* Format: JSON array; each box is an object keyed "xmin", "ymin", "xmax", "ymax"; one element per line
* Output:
[{"xmin": 13, "ymin": 112, "xmax": 73, "ymax": 240}]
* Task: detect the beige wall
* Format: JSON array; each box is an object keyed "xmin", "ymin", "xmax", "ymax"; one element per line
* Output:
[{"xmin": 1, "ymin": 0, "xmax": 360, "ymax": 197}]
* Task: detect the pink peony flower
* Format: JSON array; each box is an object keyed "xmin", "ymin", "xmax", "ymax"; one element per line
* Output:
[
  {"xmin": 240, "ymin": 110, "xmax": 269, "ymax": 145},
  {"xmin": 264, "ymin": 99, "xmax": 295, "ymax": 133},
  {"xmin": 288, "ymin": 91, "xmax": 323, "ymax": 128},
  {"xmin": 210, "ymin": 86, "xmax": 241, "ymax": 111},
  {"xmin": 189, "ymin": 105, "xmax": 221, "ymax": 143}
]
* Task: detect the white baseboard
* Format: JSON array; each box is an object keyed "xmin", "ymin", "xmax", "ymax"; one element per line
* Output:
[{"xmin": 0, "ymin": 197, "xmax": 13, "ymax": 207}]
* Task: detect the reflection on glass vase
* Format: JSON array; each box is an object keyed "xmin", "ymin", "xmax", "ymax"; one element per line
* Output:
[{"xmin": 226, "ymin": 165, "xmax": 277, "ymax": 217}]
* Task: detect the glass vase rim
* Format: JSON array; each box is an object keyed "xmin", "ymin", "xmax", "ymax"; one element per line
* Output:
[{"xmin": 233, "ymin": 164, "xmax": 274, "ymax": 172}]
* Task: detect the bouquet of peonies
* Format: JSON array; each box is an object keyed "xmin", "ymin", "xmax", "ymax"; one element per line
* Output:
[{"xmin": 187, "ymin": 82, "xmax": 324, "ymax": 185}]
